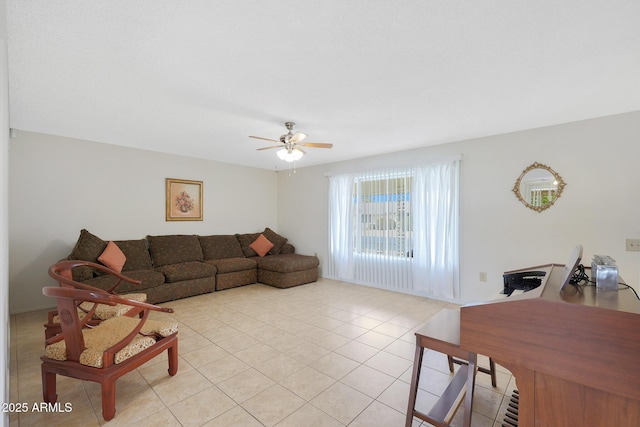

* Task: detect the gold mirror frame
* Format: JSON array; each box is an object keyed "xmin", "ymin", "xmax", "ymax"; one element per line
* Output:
[{"xmin": 512, "ymin": 162, "xmax": 566, "ymax": 213}]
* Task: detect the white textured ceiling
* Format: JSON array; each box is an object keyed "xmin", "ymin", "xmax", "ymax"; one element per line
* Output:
[{"xmin": 6, "ymin": 1, "xmax": 640, "ymax": 170}]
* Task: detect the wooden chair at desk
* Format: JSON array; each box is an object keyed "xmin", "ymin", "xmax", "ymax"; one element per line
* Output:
[
  {"xmin": 448, "ymin": 355, "xmax": 497, "ymax": 387},
  {"xmin": 405, "ymin": 308, "xmax": 497, "ymax": 427}
]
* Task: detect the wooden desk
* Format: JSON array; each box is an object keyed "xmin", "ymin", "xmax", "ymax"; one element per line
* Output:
[
  {"xmin": 405, "ymin": 309, "xmax": 477, "ymax": 427},
  {"xmin": 460, "ymin": 264, "xmax": 640, "ymax": 426}
]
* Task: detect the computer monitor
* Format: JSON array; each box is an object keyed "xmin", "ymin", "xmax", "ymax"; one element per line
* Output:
[{"xmin": 559, "ymin": 244, "xmax": 583, "ymax": 291}]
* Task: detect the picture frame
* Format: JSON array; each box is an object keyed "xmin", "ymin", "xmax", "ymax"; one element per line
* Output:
[{"xmin": 166, "ymin": 178, "xmax": 203, "ymax": 221}]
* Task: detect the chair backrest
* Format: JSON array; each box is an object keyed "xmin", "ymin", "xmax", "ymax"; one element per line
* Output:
[
  {"xmin": 42, "ymin": 286, "xmax": 173, "ymax": 367},
  {"xmin": 44, "ymin": 286, "xmax": 93, "ymax": 361}
]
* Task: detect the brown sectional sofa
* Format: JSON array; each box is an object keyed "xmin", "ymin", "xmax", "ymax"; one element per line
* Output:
[
  {"xmin": 199, "ymin": 234, "xmax": 258, "ymax": 290},
  {"xmin": 65, "ymin": 228, "xmax": 319, "ymax": 303}
]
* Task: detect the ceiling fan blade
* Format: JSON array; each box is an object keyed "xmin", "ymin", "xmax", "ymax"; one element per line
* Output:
[
  {"xmin": 294, "ymin": 146, "xmax": 306, "ymax": 154},
  {"xmin": 299, "ymin": 142, "xmax": 333, "ymax": 148},
  {"xmin": 256, "ymin": 146, "xmax": 282, "ymax": 151},
  {"xmin": 289, "ymin": 132, "xmax": 307, "ymax": 144},
  {"xmin": 250, "ymin": 135, "xmax": 279, "ymax": 143}
]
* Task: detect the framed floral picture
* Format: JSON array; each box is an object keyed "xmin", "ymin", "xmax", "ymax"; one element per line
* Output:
[{"xmin": 166, "ymin": 178, "xmax": 203, "ymax": 221}]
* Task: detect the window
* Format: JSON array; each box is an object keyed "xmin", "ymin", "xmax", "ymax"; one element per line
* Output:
[
  {"xmin": 354, "ymin": 173, "xmax": 413, "ymax": 258},
  {"xmin": 328, "ymin": 159, "xmax": 460, "ymax": 298}
]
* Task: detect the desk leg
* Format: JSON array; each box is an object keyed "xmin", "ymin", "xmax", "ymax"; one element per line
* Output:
[
  {"xmin": 405, "ymin": 341, "xmax": 424, "ymax": 427},
  {"xmin": 463, "ymin": 352, "xmax": 477, "ymax": 427}
]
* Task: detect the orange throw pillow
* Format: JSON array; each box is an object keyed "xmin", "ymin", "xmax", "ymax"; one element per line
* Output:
[
  {"xmin": 98, "ymin": 241, "xmax": 127, "ymax": 272},
  {"xmin": 249, "ymin": 234, "xmax": 274, "ymax": 257}
]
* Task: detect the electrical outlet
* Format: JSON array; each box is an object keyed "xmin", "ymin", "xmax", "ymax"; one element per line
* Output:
[
  {"xmin": 626, "ymin": 239, "xmax": 640, "ymax": 252},
  {"xmin": 479, "ymin": 272, "xmax": 487, "ymax": 282}
]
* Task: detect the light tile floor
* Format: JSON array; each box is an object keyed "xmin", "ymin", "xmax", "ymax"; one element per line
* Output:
[{"xmin": 10, "ymin": 278, "xmax": 516, "ymax": 426}]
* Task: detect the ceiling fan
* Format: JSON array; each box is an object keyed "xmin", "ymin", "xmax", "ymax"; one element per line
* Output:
[{"xmin": 250, "ymin": 122, "xmax": 333, "ymax": 162}]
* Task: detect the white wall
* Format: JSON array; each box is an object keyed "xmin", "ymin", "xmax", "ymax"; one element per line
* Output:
[
  {"xmin": 9, "ymin": 112, "xmax": 640, "ymax": 313},
  {"xmin": 9, "ymin": 132, "xmax": 278, "ymax": 313},
  {"xmin": 278, "ymin": 111, "xmax": 640, "ymax": 303},
  {"xmin": 1, "ymin": 0, "xmax": 10, "ymax": 424}
]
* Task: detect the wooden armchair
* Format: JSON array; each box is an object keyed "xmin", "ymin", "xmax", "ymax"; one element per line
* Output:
[
  {"xmin": 44, "ymin": 260, "xmax": 147, "ymax": 339},
  {"xmin": 41, "ymin": 286, "xmax": 178, "ymax": 421}
]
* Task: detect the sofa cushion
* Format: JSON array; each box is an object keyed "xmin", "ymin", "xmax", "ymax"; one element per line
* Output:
[
  {"xmin": 147, "ymin": 234, "xmax": 203, "ymax": 267},
  {"xmin": 69, "ymin": 229, "xmax": 107, "ymax": 263},
  {"xmin": 262, "ymin": 228, "xmax": 288, "ymax": 255},
  {"xmin": 83, "ymin": 269, "xmax": 165, "ymax": 293},
  {"xmin": 114, "ymin": 239, "xmax": 153, "ymax": 271},
  {"xmin": 249, "ymin": 234, "xmax": 274, "ymax": 257},
  {"xmin": 199, "ymin": 235, "xmax": 244, "ymax": 260},
  {"xmin": 236, "ymin": 233, "xmax": 261, "ymax": 257},
  {"xmin": 98, "ymin": 241, "xmax": 127, "ymax": 272},
  {"xmin": 255, "ymin": 253, "xmax": 319, "ymax": 273},
  {"xmin": 155, "ymin": 261, "xmax": 217, "ymax": 283},
  {"xmin": 71, "ymin": 265, "xmax": 94, "ymax": 282},
  {"xmin": 280, "ymin": 243, "xmax": 295, "ymax": 254},
  {"xmin": 206, "ymin": 257, "xmax": 257, "ymax": 274}
]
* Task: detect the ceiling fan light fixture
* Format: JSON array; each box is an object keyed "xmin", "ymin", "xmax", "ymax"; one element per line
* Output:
[
  {"xmin": 277, "ymin": 147, "xmax": 303, "ymax": 162},
  {"xmin": 252, "ymin": 122, "xmax": 332, "ymax": 165}
]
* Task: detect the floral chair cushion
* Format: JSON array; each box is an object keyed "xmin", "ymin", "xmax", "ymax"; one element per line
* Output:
[
  {"xmin": 45, "ymin": 316, "xmax": 178, "ymax": 368},
  {"xmin": 51, "ymin": 293, "xmax": 148, "ymax": 323}
]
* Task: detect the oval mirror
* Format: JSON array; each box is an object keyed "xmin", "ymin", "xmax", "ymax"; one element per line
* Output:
[{"xmin": 513, "ymin": 162, "xmax": 566, "ymax": 212}]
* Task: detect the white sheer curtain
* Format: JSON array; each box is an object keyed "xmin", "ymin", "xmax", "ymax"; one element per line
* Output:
[
  {"xmin": 411, "ymin": 160, "xmax": 460, "ymax": 298},
  {"xmin": 327, "ymin": 159, "xmax": 460, "ymax": 299},
  {"xmin": 327, "ymin": 173, "xmax": 355, "ymax": 281}
]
